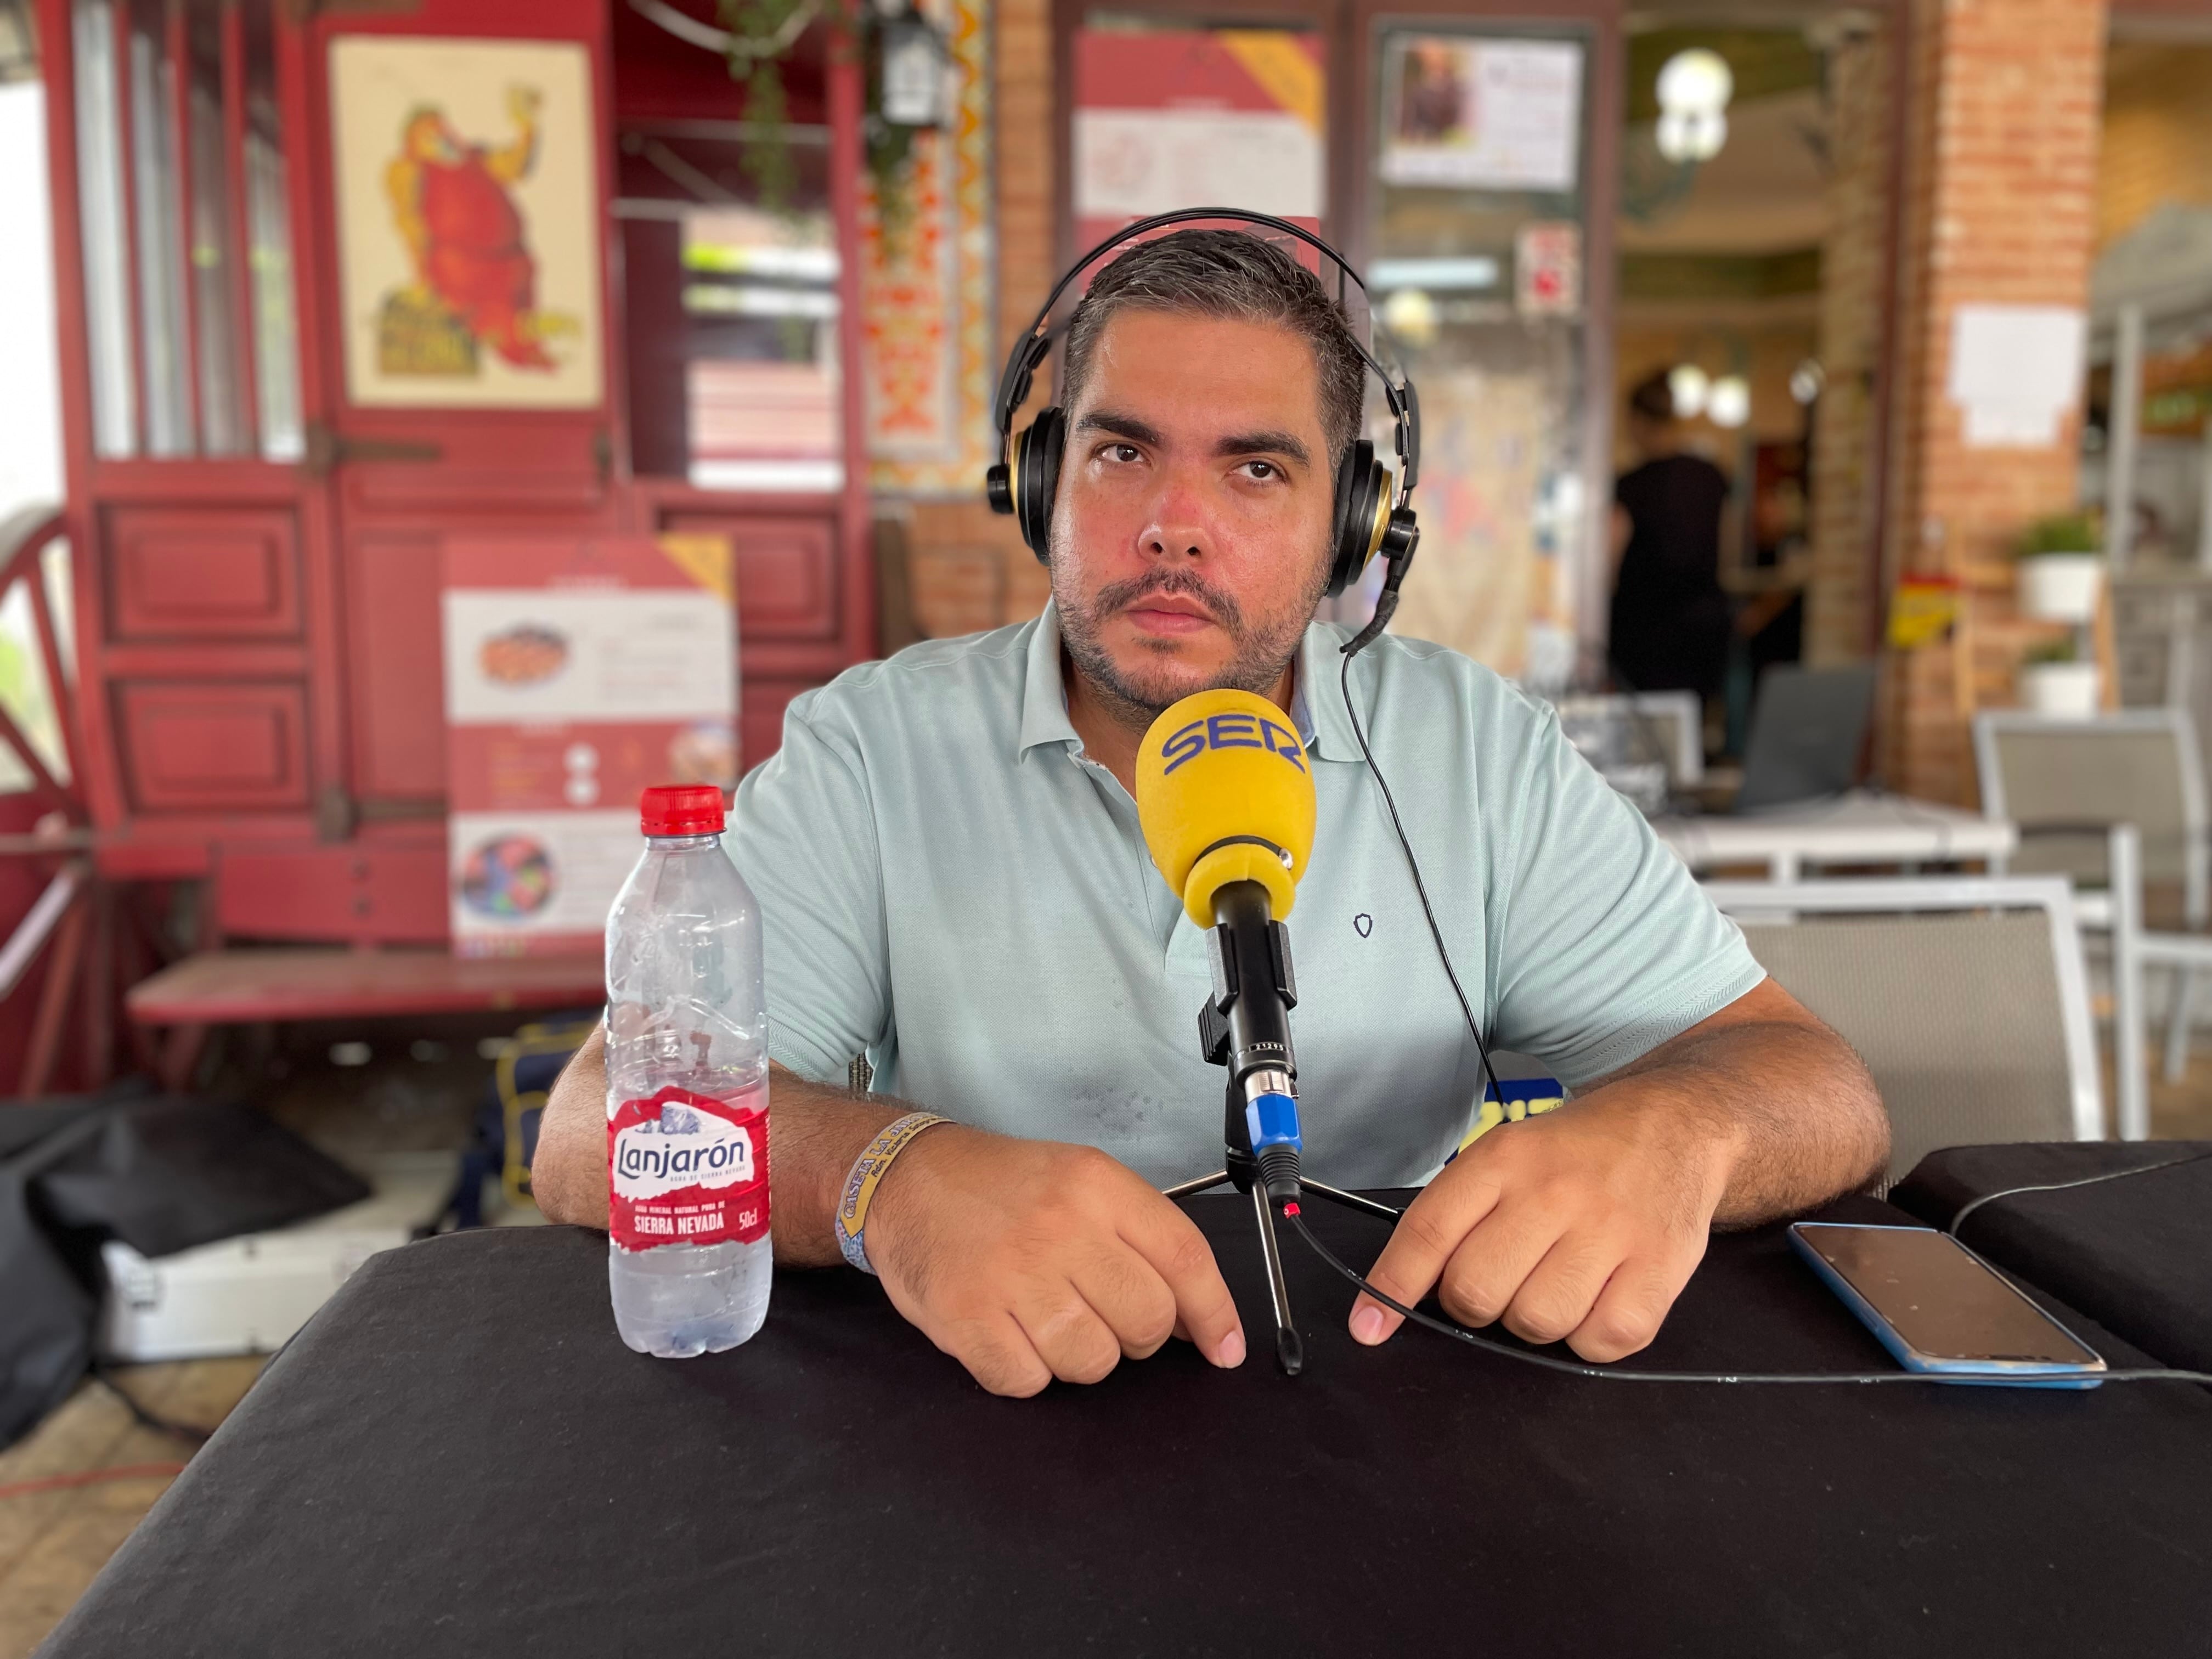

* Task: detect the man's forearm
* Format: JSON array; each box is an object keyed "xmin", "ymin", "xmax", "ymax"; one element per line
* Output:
[
  {"xmin": 532, "ymin": 1030, "xmax": 912, "ymax": 1266},
  {"xmin": 1590, "ymin": 1008, "xmax": 1889, "ymax": 1228}
]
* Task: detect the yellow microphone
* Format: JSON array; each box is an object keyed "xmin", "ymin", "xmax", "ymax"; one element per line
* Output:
[
  {"xmin": 1135, "ymin": 690, "xmax": 1317, "ymax": 929},
  {"xmin": 1136, "ymin": 689, "xmax": 1313, "ymax": 1217}
]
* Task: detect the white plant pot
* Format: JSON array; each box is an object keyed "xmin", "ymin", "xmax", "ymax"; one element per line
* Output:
[
  {"xmin": 2018, "ymin": 554, "xmax": 2104, "ymax": 623},
  {"xmin": 2022, "ymin": 661, "xmax": 2101, "ymax": 718}
]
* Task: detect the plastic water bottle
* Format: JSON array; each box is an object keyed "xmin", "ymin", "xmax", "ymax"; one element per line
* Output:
[{"xmin": 604, "ymin": 784, "xmax": 772, "ymax": 1357}]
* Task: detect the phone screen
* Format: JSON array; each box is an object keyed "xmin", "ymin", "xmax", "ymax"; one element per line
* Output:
[{"xmin": 1798, "ymin": 1226, "xmax": 2100, "ymax": 1364}]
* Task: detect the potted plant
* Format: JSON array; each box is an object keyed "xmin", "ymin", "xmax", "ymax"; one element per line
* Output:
[
  {"xmin": 2015, "ymin": 512, "xmax": 2104, "ymax": 623},
  {"xmin": 2019, "ymin": 637, "xmax": 2100, "ymax": 718}
]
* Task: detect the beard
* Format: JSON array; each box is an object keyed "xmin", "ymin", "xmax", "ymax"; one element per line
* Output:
[{"xmin": 1052, "ymin": 549, "xmax": 1328, "ymax": 730}]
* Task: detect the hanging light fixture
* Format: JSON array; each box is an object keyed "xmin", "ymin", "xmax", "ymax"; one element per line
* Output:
[
  {"xmin": 878, "ymin": 0, "xmax": 950, "ymax": 128},
  {"xmin": 1655, "ymin": 48, "xmax": 1733, "ymax": 164},
  {"xmin": 1667, "ymin": 364, "xmax": 1711, "ymax": 420},
  {"xmin": 1707, "ymin": 375, "xmax": 1751, "ymax": 429}
]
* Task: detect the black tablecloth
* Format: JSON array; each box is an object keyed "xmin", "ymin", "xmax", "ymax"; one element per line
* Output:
[
  {"xmin": 40, "ymin": 1191, "xmax": 2212, "ymax": 1658},
  {"xmin": 1890, "ymin": 1140, "xmax": 2212, "ymax": 1375}
]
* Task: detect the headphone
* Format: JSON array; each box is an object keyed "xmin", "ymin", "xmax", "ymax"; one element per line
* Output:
[{"xmin": 984, "ymin": 208, "xmax": 1421, "ymax": 605}]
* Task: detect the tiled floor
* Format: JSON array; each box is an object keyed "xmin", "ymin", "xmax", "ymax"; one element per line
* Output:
[
  {"xmin": 0, "ymin": 1358, "xmax": 266, "ymax": 1659},
  {"xmin": 5, "ymin": 1048, "xmax": 2212, "ymax": 1658}
]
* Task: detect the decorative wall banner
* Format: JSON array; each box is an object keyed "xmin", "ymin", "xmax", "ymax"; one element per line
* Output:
[
  {"xmin": 442, "ymin": 535, "xmax": 735, "ymax": 958},
  {"xmin": 331, "ymin": 36, "xmax": 604, "ymax": 409},
  {"xmin": 862, "ymin": 0, "xmax": 996, "ymax": 494},
  {"xmin": 1072, "ymin": 29, "xmax": 1325, "ymax": 253}
]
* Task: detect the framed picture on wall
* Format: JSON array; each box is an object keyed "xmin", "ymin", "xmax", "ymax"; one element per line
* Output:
[
  {"xmin": 330, "ymin": 35, "xmax": 605, "ymax": 409},
  {"xmin": 1379, "ymin": 35, "xmax": 1582, "ymax": 194}
]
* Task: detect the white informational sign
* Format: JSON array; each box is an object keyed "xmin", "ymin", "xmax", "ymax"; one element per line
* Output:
[
  {"xmin": 1515, "ymin": 221, "xmax": 1582, "ymax": 315},
  {"xmin": 1381, "ymin": 37, "xmax": 1583, "ymax": 193},
  {"xmin": 1074, "ymin": 110, "xmax": 1323, "ymax": 223},
  {"xmin": 1946, "ymin": 304, "xmax": 2086, "ymax": 449},
  {"xmin": 442, "ymin": 536, "xmax": 736, "ymax": 958}
]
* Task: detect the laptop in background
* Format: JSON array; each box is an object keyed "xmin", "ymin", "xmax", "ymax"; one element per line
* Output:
[{"xmin": 1733, "ymin": 664, "xmax": 1879, "ymax": 813}]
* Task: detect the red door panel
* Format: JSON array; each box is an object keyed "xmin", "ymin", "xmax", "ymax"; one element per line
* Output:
[
  {"xmin": 344, "ymin": 531, "xmax": 447, "ymax": 801},
  {"xmin": 663, "ymin": 512, "xmax": 838, "ymax": 641},
  {"xmin": 742, "ymin": 678, "xmax": 812, "ymax": 772},
  {"xmin": 107, "ymin": 507, "xmax": 303, "ymax": 641},
  {"xmin": 216, "ymin": 836, "xmax": 449, "ymax": 944},
  {"xmin": 117, "ymin": 682, "xmax": 312, "ymax": 813}
]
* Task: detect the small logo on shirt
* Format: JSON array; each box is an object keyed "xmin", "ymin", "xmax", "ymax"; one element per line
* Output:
[{"xmin": 1353, "ymin": 913, "xmax": 1373, "ymax": 938}]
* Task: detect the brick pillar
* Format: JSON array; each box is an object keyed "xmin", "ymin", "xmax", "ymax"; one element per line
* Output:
[
  {"xmin": 1881, "ymin": 0, "xmax": 2107, "ymax": 803},
  {"xmin": 903, "ymin": 0, "xmax": 1056, "ymax": 639},
  {"xmin": 1804, "ymin": 20, "xmax": 1892, "ymax": 669}
]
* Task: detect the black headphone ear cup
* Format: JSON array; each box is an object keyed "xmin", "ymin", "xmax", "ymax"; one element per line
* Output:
[
  {"xmin": 1327, "ymin": 439, "xmax": 1386, "ymax": 597},
  {"xmin": 1015, "ymin": 407, "xmax": 1066, "ymax": 565}
]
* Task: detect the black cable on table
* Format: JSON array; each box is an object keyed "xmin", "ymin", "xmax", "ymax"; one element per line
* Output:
[
  {"xmin": 1282, "ymin": 1205, "xmax": 2212, "ymax": 1389},
  {"xmin": 1945, "ymin": 1150, "xmax": 2212, "ymax": 1240}
]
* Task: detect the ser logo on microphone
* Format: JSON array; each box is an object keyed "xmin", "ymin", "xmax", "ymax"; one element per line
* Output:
[{"xmin": 1160, "ymin": 712, "xmax": 1307, "ymax": 776}]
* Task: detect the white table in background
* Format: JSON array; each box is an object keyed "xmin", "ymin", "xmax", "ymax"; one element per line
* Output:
[{"xmin": 1652, "ymin": 791, "xmax": 2018, "ymax": 883}]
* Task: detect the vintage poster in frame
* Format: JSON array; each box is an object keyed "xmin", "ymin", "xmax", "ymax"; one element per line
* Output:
[{"xmin": 330, "ymin": 35, "xmax": 605, "ymax": 409}]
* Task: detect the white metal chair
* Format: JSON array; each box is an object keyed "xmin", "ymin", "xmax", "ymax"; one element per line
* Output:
[
  {"xmin": 1705, "ymin": 876, "xmax": 2103, "ymax": 1182},
  {"xmin": 1974, "ymin": 709, "xmax": 2208, "ymax": 1135}
]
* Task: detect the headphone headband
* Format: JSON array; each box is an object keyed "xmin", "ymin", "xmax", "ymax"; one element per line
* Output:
[{"xmin": 992, "ymin": 207, "xmax": 1419, "ymax": 496}]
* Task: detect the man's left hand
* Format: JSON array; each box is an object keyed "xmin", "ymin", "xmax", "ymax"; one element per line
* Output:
[{"xmin": 1348, "ymin": 1090, "xmax": 1739, "ymax": 1363}]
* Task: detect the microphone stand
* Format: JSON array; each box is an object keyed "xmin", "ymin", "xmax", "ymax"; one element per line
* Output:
[{"xmin": 1161, "ymin": 879, "xmax": 1400, "ymax": 1378}]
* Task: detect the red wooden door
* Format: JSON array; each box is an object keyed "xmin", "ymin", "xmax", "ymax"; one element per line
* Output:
[
  {"xmin": 291, "ymin": 0, "xmax": 624, "ymax": 820},
  {"xmin": 39, "ymin": 0, "xmax": 873, "ymax": 951},
  {"xmin": 283, "ymin": 0, "xmax": 624, "ymax": 933},
  {"xmin": 36, "ymin": 0, "xmax": 348, "ymax": 887}
]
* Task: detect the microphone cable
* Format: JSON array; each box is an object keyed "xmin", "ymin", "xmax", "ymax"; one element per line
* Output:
[
  {"xmin": 1336, "ymin": 639, "xmax": 1509, "ymax": 1119},
  {"xmin": 1280, "ymin": 1203, "xmax": 2212, "ymax": 1389}
]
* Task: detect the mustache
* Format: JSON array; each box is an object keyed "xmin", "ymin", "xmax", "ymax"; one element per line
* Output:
[{"xmin": 1092, "ymin": 571, "xmax": 1244, "ymax": 633}]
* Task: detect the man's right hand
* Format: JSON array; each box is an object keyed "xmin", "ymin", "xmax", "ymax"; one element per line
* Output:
[{"xmin": 864, "ymin": 1128, "xmax": 1246, "ymax": 1397}]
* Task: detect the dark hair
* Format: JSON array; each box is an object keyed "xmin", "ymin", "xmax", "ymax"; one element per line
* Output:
[
  {"xmin": 1058, "ymin": 228, "xmax": 1368, "ymax": 460},
  {"xmin": 1628, "ymin": 370, "xmax": 1677, "ymax": 424}
]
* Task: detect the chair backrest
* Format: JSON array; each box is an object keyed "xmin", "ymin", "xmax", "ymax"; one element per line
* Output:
[
  {"xmin": 1703, "ymin": 876, "xmax": 2102, "ymax": 1183},
  {"xmin": 1972, "ymin": 709, "xmax": 2206, "ymax": 913},
  {"xmin": 1550, "ymin": 692, "xmax": 1703, "ymax": 787}
]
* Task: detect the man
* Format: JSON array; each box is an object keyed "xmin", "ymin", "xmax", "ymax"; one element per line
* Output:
[
  {"xmin": 534, "ymin": 232, "xmax": 1887, "ymax": 1396},
  {"xmin": 1609, "ymin": 369, "xmax": 1734, "ymax": 709}
]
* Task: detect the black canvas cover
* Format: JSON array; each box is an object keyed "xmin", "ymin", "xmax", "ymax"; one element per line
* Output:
[{"xmin": 0, "ymin": 1083, "xmax": 368, "ymax": 1447}]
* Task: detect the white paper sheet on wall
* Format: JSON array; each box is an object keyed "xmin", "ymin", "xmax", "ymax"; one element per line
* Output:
[{"xmin": 1945, "ymin": 304, "xmax": 2085, "ymax": 449}]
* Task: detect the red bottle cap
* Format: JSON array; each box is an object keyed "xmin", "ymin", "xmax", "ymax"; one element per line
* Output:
[{"xmin": 639, "ymin": 785, "xmax": 725, "ymax": 837}]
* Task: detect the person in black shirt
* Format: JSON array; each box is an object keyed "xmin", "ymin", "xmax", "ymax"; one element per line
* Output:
[{"xmin": 1609, "ymin": 371, "xmax": 1733, "ymax": 707}]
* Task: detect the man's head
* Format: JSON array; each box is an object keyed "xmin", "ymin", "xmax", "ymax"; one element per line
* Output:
[
  {"xmin": 1625, "ymin": 369, "xmax": 1680, "ymax": 459},
  {"xmin": 1046, "ymin": 229, "xmax": 1369, "ymax": 724}
]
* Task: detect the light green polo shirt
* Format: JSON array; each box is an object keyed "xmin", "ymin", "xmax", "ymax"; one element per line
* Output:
[{"xmin": 729, "ymin": 602, "xmax": 1765, "ymax": 1188}]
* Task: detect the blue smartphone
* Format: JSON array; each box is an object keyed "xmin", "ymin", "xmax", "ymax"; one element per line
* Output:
[{"xmin": 1790, "ymin": 1222, "xmax": 2107, "ymax": 1389}]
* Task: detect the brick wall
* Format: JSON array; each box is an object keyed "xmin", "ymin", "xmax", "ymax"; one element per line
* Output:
[
  {"xmin": 1881, "ymin": 0, "xmax": 2109, "ymax": 803},
  {"xmin": 901, "ymin": 0, "xmax": 1058, "ymax": 644},
  {"xmin": 1803, "ymin": 19, "xmax": 1892, "ymax": 669}
]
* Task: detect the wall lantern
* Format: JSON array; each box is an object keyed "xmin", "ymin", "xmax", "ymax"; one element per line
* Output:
[{"xmin": 877, "ymin": 0, "xmax": 950, "ymax": 128}]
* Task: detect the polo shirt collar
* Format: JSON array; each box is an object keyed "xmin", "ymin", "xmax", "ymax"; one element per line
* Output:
[
  {"xmin": 1297, "ymin": 620, "xmax": 1365, "ymax": 765},
  {"xmin": 1018, "ymin": 601, "xmax": 1082, "ymax": 756},
  {"xmin": 1017, "ymin": 599, "xmax": 1355, "ymax": 764}
]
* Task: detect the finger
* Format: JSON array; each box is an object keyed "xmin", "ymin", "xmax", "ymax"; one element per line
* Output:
[
  {"xmin": 1496, "ymin": 1227, "xmax": 1630, "ymax": 1347},
  {"xmin": 1013, "ymin": 1291, "xmax": 1125, "ymax": 1386},
  {"xmin": 1120, "ymin": 1199, "xmax": 1245, "ymax": 1369},
  {"xmin": 939, "ymin": 1312, "xmax": 1054, "ymax": 1398},
  {"xmin": 1069, "ymin": 1243, "xmax": 1179, "ymax": 1361},
  {"xmin": 1432, "ymin": 1199, "xmax": 1570, "ymax": 1331},
  {"xmin": 1350, "ymin": 1167, "xmax": 1508, "ymax": 1345},
  {"xmin": 1565, "ymin": 1239, "xmax": 1706, "ymax": 1363}
]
